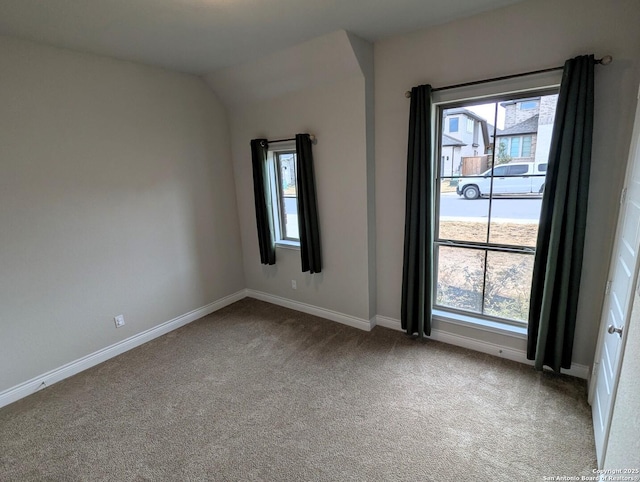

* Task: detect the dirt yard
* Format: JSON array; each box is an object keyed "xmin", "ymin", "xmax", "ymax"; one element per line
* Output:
[{"xmin": 437, "ymin": 220, "xmax": 537, "ymax": 321}]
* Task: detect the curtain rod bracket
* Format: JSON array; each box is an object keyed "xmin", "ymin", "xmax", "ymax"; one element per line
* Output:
[{"xmin": 597, "ymin": 55, "xmax": 613, "ymax": 65}]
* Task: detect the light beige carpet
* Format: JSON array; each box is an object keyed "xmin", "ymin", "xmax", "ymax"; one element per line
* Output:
[{"xmin": 0, "ymin": 298, "xmax": 596, "ymax": 480}]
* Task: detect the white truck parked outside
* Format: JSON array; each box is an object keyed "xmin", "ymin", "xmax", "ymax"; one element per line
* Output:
[{"xmin": 456, "ymin": 162, "xmax": 547, "ymax": 199}]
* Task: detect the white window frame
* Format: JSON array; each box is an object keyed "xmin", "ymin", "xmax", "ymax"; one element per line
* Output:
[
  {"xmin": 267, "ymin": 141, "xmax": 300, "ymax": 249},
  {"xmin": 432, "ymin": 70, "xmax": 562, "ymax": 330},
  {"xmin": 466, "ymin": 117, "xmax": 474, "ymax": 133}
]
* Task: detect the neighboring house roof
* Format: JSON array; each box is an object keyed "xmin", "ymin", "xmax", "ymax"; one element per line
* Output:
[
  {"xmin": 497, "ymin": 115, "xmax": 539, "ymax": 136},
  {"xmin": 442, "ymin": 134, "xmax": 466, "ymax": 147}
]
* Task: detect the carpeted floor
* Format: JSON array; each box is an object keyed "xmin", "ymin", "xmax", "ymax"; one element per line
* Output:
[{"xmin": 0, "ymin": 298, "xmax": 596, "ymax": 481}]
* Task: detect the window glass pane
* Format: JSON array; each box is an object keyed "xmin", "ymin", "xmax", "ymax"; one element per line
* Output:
[
  {"xmin": 509, "ymin": 137, "xmax": 520, "ymax": 157},
  {"xmin": 519, "ymin": 100, "xmax": 539, "ymax": 110},
  {"xmin": 507, "ymin": 165, "xmax": 528, "ymax": 175},
  {"xmin": 488, "ymin": 209, "xmax": 541, "ymax": 247},
  {"xmin": 436, "ymin": 246, "xmax": 485, "ymax": 314},
  {"xmin": 449, "ymin": 117, "xmax": 459, "ymax": 132},
  {"xmin": 522, "ymin": 136, "xmax": 532, "ymax": 157},
  {"xmin": 537, "ymin": 163, "xmax": 547, "ymax": 172},
  {"xmin": 437, "ymin": 191, "xmax": 489, "ymax": 243},
  {"xmin": 466, "ymin": 117, "xmax": 474, "ymax": 133},
  {"xmin": 493, "ymin": 166, "xmax": 508, "ymax": 176},
  {"xmin": 484, "ymin": 251, "xmax": 534, "ymax": 322},
  {"xmin": 284, "ymin": 197, "xmax": 299, "ymax": 239},
  {"xmin": 277, "ymin": 152, "xmax": 299, "ymax": 240}
]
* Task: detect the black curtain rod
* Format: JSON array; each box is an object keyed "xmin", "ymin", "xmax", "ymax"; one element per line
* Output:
[
  {"xmin": 269, "ymin": 137, "xmax": 296, "ymax": 143},
  {"xmin": 262, "ymin": 135, "xmax": 318, "ymax": 144},
  {"xmin": 404, "ymin": 55, "xmax": 612, "ymax": 98}
]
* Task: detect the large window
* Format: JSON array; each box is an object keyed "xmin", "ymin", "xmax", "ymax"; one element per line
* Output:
[
  {"xmin": 436, "ymin": 91, "xmax": 558, "ymax": 325},
  {"xmin": 272, "ymin": 150, "xmax": 299, "ymax": 242},
  {"xmin": 498, "ymin": 135, "xmax": 533, "ymax": 158}
]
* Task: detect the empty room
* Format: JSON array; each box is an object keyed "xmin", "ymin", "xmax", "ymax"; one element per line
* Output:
[{"xmin": 1, "ymin": 0, "xmax": 639, "ymax": 479}]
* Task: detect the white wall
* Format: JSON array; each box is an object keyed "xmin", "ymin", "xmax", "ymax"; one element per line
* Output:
[
  {"xmin": 208, "ymin": 31, "xmax": 375, "ymax": 322},
  {"xmin": 0, "ymin": 36, "xmax": 244, "ymax": 393},
  {"xmin": 374, "ymin": 0, "xmax": 640, "ymax": 365}
]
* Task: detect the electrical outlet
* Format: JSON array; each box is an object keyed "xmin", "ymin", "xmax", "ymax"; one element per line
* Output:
[
  {"xmin": 114, "ymin": 314, "xmax": 125, "ymax": 328},
  {"xmin": 291, "ymin": 280, "xmax": 297, "ymax": 290}
]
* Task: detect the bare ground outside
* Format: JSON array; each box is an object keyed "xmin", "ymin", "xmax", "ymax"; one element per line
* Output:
[{"xmin": 437, "ymin": 220, "xmax": 538, "ymax": 322}]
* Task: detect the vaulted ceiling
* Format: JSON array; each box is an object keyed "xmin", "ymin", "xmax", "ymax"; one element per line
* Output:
[{"xmin": 0, "ymin": 0, "xmax": 524, "ymax": 74}]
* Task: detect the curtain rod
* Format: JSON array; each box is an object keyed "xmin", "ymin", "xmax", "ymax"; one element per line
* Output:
[
  {"xmin": 267, "ymin": 135, "xmax": 317, "ymax": 145},
  {"xmin": 404, "ymin": 55, "xmax": 612, "ymax": 98}
]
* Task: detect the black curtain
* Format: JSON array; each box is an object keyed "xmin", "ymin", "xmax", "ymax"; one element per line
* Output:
[
  {"xmin": 401, "ymin": 84, "xmax": 434, "ymax": 338},
  {"xmin": 250, "ymin": 138, "xmax": 276, "ymax": 265},
  {"xmin": 527, "ymin": 55, "xmax": 595, "ymax": 372},
  {"xmin": 296, "ymin": 134, "xmax": 322, "ymax": 274}
]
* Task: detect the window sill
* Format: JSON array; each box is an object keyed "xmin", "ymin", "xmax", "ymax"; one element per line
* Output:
[
  {"xmin": 432, "ymin": 308, "xmax": 527, "ymax": 339},
  {"xmin": 275, "ymin": 240, "xmax": 300, "ymax": 251}
]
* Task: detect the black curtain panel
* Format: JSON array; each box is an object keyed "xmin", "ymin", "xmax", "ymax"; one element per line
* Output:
[
  {"xmin": 250, "ymin": 138, "xmax": 276, "ymax": 265},
  {"xmin": 401, "ymin": 84, "xmax": 434, "ymax": 338},
  {"xmin": 296, "ymin": 134, "xmax": 322, "ymax": 274},
  {"xmin": 527, "ymin": 55, "xmax": 595, "ymax": 372}
]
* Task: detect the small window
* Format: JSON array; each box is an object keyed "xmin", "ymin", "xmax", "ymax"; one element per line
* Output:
[
  {"xmin": 519, "ymin": 100, "xmax": 539, "ymax": 110},
  {"xmin": 449, "ymin": 117, "xmax": 459, "ymax": 132},
  {"xmin": 537, "ymin": 163, "xmax": 547, "ymax": 172},
  {"xmin": 507, "ymin": 165, "xmax": 528, "ymax": 176},
  {"xmin": 272, "ymin": 150, "xmax": 300, "ymax": 243},
  {"xmin": 466, "ymin": 117, "xmax": 474, "ymax": 133}
]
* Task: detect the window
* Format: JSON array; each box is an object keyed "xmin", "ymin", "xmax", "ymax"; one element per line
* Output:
[
  {"xmin": 466, "ymin": 117, "xmax": 474, "ymax": 133},
  {"xmin": 498, "ymin": 135, "xmax": 533, "ymax": 158},
  {"xmin": 449, "ymin": 117, "xmax": 459, "ymax": 132},
  {"xmin": 507, "ymin": 164, "xmax": 528, "ymax": 175},
  {"xmin": 519, "ymin": 100, "xmax": 539, "ymax": 110},
  {"xmin": 437, "ymin": 91, "xmax": 558, "ymax": 325},
  {"xmin": 267, "ymin": 145, "xmax": 300, "ymax": 245}
]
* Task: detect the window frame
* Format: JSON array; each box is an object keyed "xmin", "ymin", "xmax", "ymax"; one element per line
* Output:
[
  {"xmin": 267, "ymin": 142, "xmax": 301, "ymax": 248},
  {"xmin": 434, "ymin": 86, "xmax": 558, "ymax": 327}
]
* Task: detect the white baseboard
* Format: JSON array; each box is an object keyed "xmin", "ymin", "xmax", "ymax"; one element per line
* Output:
[
  {"xmin": 375, "ymin": 315, "xmax": 590, "ymax": 380},
  {"xmin": 0, "ymin": 290, "xmax": 246, "ymax": 409},
  {"xmin": 245, "ymin": 289, "xmax": 374, "ymax": 331},
  {"xmin": 1, "ymin": 290, "xmax": 589, "ymax": 409}
]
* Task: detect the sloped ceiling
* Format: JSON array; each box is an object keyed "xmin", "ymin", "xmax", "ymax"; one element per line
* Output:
[
  {"xmin": 0, "ymin": 0, "xmax": 525, "ymax": 74},
  {"xmin": 205, "ymin": 30, "xmax": 365, "ymax": 106}
]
